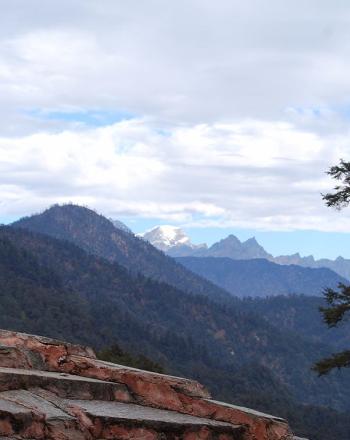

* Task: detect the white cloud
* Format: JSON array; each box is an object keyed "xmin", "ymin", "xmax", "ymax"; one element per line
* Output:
[
  {"xmin": 1, "ymin": 118, "xmax": 350, "ymax": 231},
  {"xmin": 2, "ymin": 1, "xmax": 350, "ymax": 131},
  {"xmin": 2, "ymin": 1, "xmax": 350, "ymax": 231}
]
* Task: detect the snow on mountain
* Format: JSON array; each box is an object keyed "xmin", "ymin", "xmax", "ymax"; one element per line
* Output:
[
  {"xmin": 140, "ymin": 226, "xmax": 350, "ymax": 280},
  {"xmin": 140, "ymin": 225, "xmax": 206, "ymax": 253}
]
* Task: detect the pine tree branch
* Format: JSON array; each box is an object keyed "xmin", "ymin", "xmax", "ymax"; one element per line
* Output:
[{"xmin": 313, "ymin": 350, "xmax": 350, "ymax": 376}]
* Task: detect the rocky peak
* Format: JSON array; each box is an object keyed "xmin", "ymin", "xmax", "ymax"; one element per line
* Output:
[
  {"xmin": 208, "ymin": 234, "xmax": 272, "ymax": 260},
  {"xmin": 0, "ymin": 329, "xmax": 298, "ymax": 440},
  {"xmin": 141, "ymin": 225, "xmax": 207, "ymax": 253}
]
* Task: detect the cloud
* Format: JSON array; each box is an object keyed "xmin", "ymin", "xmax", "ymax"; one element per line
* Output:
[
  {"xmin": 1, "ymin": 117, "xmax": 350, "ymax": 231},
  {"xmin": 2, "ymin": 1, "xmax": 350, "ymax": 132},
  {"xmin": 2, "ymin": 1, "xmax": 350, "ymax": 231}
]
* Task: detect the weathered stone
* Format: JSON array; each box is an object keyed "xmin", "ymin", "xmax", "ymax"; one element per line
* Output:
[
  {"xmin": 59, "ymin": 355, "xmax": 210, "ymax": 400},
  {"xmin": 0, "ymin": 390, "xmax": 90, "ymax": 439},
  {"xmin": 62, "ymin": 400, "xmax": 245, "ymax": 439},
  {"xmin": 0, "ymin": 367, "xmax": 132, "ymax": 402},
  {"xmin": 0, "ymin": 345, "xmax": 33, "ymax": 370},
  {"xmin": 0, "ymin": 329, "xmax": 298, "ymax": 440},
  {"xmin": 0, "ymin": 330, "xmax": 95, "ymax": 371},
  {"xmin": 56, "ymin": 356, "xmax": 291, "ymax": 440}
]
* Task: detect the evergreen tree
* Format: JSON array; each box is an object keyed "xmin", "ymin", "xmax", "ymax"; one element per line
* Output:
[{"xmin": 314, "ymin": 160, "xmax": 350, "ymax": 374}]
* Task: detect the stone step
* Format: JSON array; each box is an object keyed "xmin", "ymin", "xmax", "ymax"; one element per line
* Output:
[
  {"xmin": 56, "ymin": 355, "xmax": 292, "ymax": 440},
  {"xmin": 0, "ymin": 330, "xmax": 210, "ymax": 401},
  {"xmin": 0, "ymin": 329, "xmax": 296, "ymax": 439},
  {"xmin": 0, "ymin": 367, "xmax": 132, "ymax": 403},
  {"xmin": 61, "ymin": 355, "xmax": 210, "ymax": 400},
  {"xmin": 62, "ymin": 399, "xmax": 246, "ymax": 440},
  {"xmin": 0, "ymin": 389, "xmax": 88, "ymax": 439},
  {"xmin": 0, "ymin": 389, "xmax": 245, "ymax": 440},
  {"xmin": 0, "ymin": 365, "xmax": 291, "ymax": 439}
]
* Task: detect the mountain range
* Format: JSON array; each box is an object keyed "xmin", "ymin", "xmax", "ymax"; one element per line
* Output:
[
  {"xmin": 141, "ymin": 225, "xmax": 350, "ymax": 279},
  {"xmin": 13, "ymin": 205, "xmax": 230, "ymax": 302},
  {"xmin": 3, "ymin": 204, "xmax": 350, "ymax": 439},
  {"xmin": 176, "ymin": 256, "xmax": 346, "ymax": 297},
  {"xmin": 13, "ymin": 207, "xmax": 345, "ymax": 299}
]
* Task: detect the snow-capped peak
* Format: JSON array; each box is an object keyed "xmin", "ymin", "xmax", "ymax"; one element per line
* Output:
[{"xmin": 140, "ymin": 225, "xmax": 192, "ymax": 251}]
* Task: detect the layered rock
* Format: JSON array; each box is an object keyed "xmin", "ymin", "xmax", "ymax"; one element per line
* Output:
[{"xmin": 0, "ymin": 330, "xmax": 301, "ymax": 440}]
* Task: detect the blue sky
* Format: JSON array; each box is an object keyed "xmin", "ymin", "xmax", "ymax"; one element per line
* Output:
[
  {"xmin": 2, "ymin": 1, "xmax": 350, "ymax": 260},
  {"xmin": 26, "ymin": 109, "xmax": 134, "ymax": 127}
]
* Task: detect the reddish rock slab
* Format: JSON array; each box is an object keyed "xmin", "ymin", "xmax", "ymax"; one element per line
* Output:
[
  {"xmin": 0, "ymin": 330, "xmax": 95, "ymax": 370},
  {"xmin": 0, "ymin": 390, "xmax": 245, "ymax": 440},
  {"xmin": 62, "ymin": 399, "xmax": 245, "ymax": 440},
  {"xmin": 60, "ymin": 355, "xmax": 210, "ymax": 401},
  {"xmin": 0, "ymin": 345, "xmax": 35, "ymax": 370},
  {"xmin": 0, "ymin": 390, "xmax": 89, "ymax": 440},
  {"xmin": 0, "ymin": 367, "xmax": 133, "ymax": 403},
  {"xmin": 57, "ymin": 355, "xmax": 291, "ymax": 440},
  {"xmin": 0, "ymin": 330, "xmax": 210, "ymax": 401},
  {"xmin": 0, "ymin": 329, "xmax": 296, "ymax": 440}
]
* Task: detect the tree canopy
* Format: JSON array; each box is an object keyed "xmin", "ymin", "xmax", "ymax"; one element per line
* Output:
[{"xmin": 314, "ymin": 160, "xmax": 350, "ymax": 375}]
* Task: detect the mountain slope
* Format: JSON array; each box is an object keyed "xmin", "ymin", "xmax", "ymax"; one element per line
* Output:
[
  {"xmin": 241, "ymin": 294, "xmax": 350, "ymax": 351},
  {"xmin": 274, "ymin": 253, "xmax": 350, "ymax": 280},
  {"xmin": 109, "ymin": 218, "xmax": 133, "ymax": 234},
  {"xmin": 13, "ymin": 204, "xmax": 230, "ymax": 302},
  {"xmin": 0, "ymin": 236, "xmax": 100, "ymax": 346},
  {"xmin": 1, "ymin": 227, "xmax": 350, "ymax": 438},
  {"xmin": 2, "ymin": 225, "xmax": 350, "ymax": 414},
  {"xmin": 176, "ymin": 256, "xmax": 346, "ymax": 297}
]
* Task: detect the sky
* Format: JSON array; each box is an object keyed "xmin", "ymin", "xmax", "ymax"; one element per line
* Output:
[{"xmin": 2, "ymin": 1, "xmax": 350, "ymax": 258}]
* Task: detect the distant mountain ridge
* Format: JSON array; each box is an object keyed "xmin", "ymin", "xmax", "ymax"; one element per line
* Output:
[
  {"xmin": 176, "ymin": 256, "xmax": 346, "ymax": 298},
  {"xmin": 274, "ymin": 253, "xmax": 350, "ymax": 280},
  {"xmin": 202, "ymin": 235, "xmax": 272, "ymax": 260},
  {"xmin": 12, "ymin": 204, "xmax": 231, "ymax": 302},
  {"xmin": 141, "ymin": 225, "xmax": 350, "ymax": 279}
]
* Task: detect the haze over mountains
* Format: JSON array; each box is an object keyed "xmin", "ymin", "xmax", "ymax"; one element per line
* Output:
[{"xmin": 141, "ymin": 225, "xmax": 350, "ymax": 280}]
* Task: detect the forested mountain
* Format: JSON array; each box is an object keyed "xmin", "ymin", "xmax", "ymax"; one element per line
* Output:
[
  {"xmin": 13, "ymin": 205, "xmax": 230, "ymax": 302},
  {"xmin": 5, "ymin": 204, "xmax": 350, "ymax": 439},
  {"xmin": 241, "ymin": 294, "xmax": 350, "ymax": 351},
  {"xmin": 1, "ymin": 226, "xmax": 350, "ymax": 439},
  {"xmin": 176, "ymin": 256, "xmax": 345, "ymax": 297}
]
